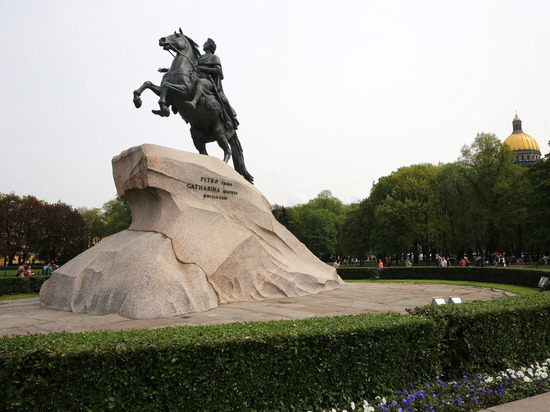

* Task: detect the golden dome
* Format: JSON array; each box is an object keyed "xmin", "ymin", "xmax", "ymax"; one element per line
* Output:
[
  {"xmin": 503, "ymin": 114, "xmax": 540, "ymax": 152},
  {"xmin": 503, "ymin": 132, "xmax": 540, "ymax": 151}
]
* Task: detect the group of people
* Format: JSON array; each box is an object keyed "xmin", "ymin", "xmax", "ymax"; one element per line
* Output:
[
  {"xmin": 459, "ymin": 257, "xmax": 472, "ymax": 267},
  {"xmin": 42, "ymin": 263, "xmax": 57, "ymax": 276},
  {"xmin": 16, "ymin": 265, "xmax": 35, "ymax": 277},
  {"xmin": 15, "ymin": 263, "xmax": 57, "ymax": 277}
]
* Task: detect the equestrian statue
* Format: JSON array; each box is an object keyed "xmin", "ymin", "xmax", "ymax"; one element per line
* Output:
[{"xmin": 133, "ymin": 29, "xmax": 253, "ymax": 184}]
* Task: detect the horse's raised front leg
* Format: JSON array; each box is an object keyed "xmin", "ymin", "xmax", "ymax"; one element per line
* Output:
[{"xmin": 133, "ymin": 81, "xmax": 161, "ymax": 108}]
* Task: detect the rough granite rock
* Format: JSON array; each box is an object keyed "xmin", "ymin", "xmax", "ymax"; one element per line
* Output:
[{"xmin": 40, "ymin": 144, "xmax": 344, "ymax": 319}]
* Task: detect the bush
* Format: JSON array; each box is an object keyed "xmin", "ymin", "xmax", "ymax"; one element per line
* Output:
[
  {"xmin": 2, "ymin": 270, "xmax": 550, "ymax": 410},
  {"xmin": 409, "ymin": 292, "xmax": 550, "ymax": 379},
  {"xmin": 337, "ymin": 266, "xmax": 542, "ymax": 288},
  {"xmin": 0, "ymin": 314, "xmax": 438, "ymax": 411},
  {"xmin": 0, "ymin": 276, "xmax": 50, "ymax": 296}
]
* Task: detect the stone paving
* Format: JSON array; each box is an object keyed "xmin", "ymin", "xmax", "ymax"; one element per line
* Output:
[{"xmin": 0, "ymin": 282, "xmax": 512, "ymax": 336}]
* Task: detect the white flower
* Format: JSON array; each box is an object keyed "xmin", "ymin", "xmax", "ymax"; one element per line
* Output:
[
  {"xmin": 486, "ymin": 376, "xmax": 494, "ymax": 383},
  {"xmin": 351, "ymin": 401, "xmax": 356, "ymax": 410},
  {"xmin": 524, "ymin": 376, "xmax": 532, "ymax": 383},
  {"xmin": 363, "ymin": 400, "xmax": 375, "ymax": 412},
  {"xmin": 517, "ymin": 370, "xmax": 525, "ymax": 378}
]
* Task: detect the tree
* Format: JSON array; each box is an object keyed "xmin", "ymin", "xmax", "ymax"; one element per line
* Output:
[
  {"xmin": 433, "ymin": 162, "xmax": 477, "ymax": 259},
  {"xmin": 102, "ymin": 197, "xmax": 132, "ymax": 236},
  {"xmin": 271, "ymin": 204, "xmax": 290, "ymax": 229},
  {"xmin": 288, "ymin": 204, "xmax": 339, "ymax": 261},
  {"xmin": 0, "ymin": 193, "xmax": 45, "ymax": 265},
  {"xmin": 79, "ymin": 207, "xmax": 107, "ymax": 248},
  {"xmin": 37, "ymin": 202, "xmax": 87, "ymax": 264},
  {"xmin": 285, "ymin": 191, "xmax": 347, "ymax": 261},
  {"xmin": 524, "ymin": 143, "xmax": 550, "ymax": 255},
  {"xmin": 459, "ymin": 133, "xmax": 527, "ymax": 256},
  {"xmin": 369, "ymin": 164, "xmax": 440, "ymax": 262}
]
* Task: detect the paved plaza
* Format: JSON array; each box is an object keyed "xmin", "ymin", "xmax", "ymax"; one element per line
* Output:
[{"xmin": 1, "ymin": 282, "xmax": 511, "ymax": 336}]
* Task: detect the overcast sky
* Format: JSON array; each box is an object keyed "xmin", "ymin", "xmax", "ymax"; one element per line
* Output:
[{"xmin": 1, "ymin": 0, "xmax": 549, "ymax": 209}]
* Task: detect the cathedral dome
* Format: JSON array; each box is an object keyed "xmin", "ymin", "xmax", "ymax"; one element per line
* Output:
[
  {"xmin": 503, "ymin": 132, "xmax": 540, "ymax": 151},
  {"xmin": 502, "ymin": 115, "xmax": 541, "ymax": 166}
]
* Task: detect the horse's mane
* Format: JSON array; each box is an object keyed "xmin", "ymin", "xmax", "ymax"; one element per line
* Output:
[{"xmin": 184, "ymin": 35, "xmax": 201, "ymax": 60}]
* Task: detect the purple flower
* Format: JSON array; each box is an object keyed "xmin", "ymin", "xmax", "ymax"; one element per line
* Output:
[{"xmin": 471, "ymin": 398, "xmax": 477, "ymax": 403}]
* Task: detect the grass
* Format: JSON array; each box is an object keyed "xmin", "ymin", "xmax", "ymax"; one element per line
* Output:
[
  {"xmin": 0, "ymin": 293, "xmax": 39, "ymax": 300},
  {"xmin": 345, "ymin": 279, "xmax": 538, "ymax": 297}
]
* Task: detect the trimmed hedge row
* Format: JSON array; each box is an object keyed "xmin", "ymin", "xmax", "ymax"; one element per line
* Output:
[
  {"xmin": 337, "ymin": 266, "xmax": 542, "ymax": 287},
  {"xmin": 409, "ymin": 293, "xmax": 550, "ymax": 378},
  {"xmin": 0, "ymin": 314, "xmax": 439, "ymax": 411},
  {"xmin": 2, "ymin": 270, "xmax": 550, "ymax": 410},
  {"xmin": 0, "ymin": 276, "xmax": 50, "ymax": 296}
]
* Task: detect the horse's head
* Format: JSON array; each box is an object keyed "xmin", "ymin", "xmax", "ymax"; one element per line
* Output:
[{"xmin": 158, "ymin": 28, "xmax": 200, "ymax": 59}]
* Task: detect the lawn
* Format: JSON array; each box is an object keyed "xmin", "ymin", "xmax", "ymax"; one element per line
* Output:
[{"xmin": 345, "ymin": 279, "xmax": 538, "ymax": 296}]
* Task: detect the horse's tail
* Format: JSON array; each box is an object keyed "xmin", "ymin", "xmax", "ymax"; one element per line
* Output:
[{"xmin": 230, "ymin": 133, "xmax": 254, "ymax": 184}]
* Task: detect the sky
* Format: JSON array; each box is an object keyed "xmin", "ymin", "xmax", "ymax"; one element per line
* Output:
[{"xmin": 1, "ymin": 0, "xmax": 549, "ymax": 209}]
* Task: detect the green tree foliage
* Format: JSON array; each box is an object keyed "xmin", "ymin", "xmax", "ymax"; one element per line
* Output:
[
  {"xmin": 524, "ymin": 143, "xmax": 550, "ymax": 254},
  {"xmin": 433, "ymin": 162, "xmax": 477, "ymax": 259},
  {"xmin": 271, "ymin": 204, "xmax": 290, "ymax": 229},
  {"xmin": 102, "ymin": 197, "xmax": 132, "ymax": 236},
  {"xmin": 78, "ymin": 207, "xmax": 107, "ymax": 248},
  {"xmin": 285, "ymin": 190, "xmax": 348, "ymax": 261},
  {"xmin": 459, "ymin": 133, "xmax": 527, "ymax": 256},
  {"xmin": 377, "ymin": 164, "xmax": 440, "ymax": 261}
]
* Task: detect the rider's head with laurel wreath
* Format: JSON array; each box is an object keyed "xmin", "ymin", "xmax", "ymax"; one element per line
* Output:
[{"xmin": 203, "ymin": 38, "xmax": 217, "ymax": 53}]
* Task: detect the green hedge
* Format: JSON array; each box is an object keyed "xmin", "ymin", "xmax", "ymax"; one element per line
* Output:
[
  {"xmin": 2, "ymin": 274, "xmax": 550, "ymax": 410},
  {"xmin": 0, "ymin": 276, "xmax": 50, "ymax": 296},
  {"xmin": 0, "ymin": 314, "xmax": 438, "ymax": 411},
  {"xmin": 409, "ymin": 293, "xmax": 550, "ymax": 378},
  {"xmin": 337, "ymin": 266, "xmax": 542, "ymax": 287}
]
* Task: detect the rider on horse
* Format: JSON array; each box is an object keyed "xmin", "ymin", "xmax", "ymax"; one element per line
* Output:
[
  {"xmin": 152, "ymin": 37, "xmax": 239, "ymax": 131},
  {"xmin": 186, "ymin": 38, "xmax": 239, "ymax": 130}
]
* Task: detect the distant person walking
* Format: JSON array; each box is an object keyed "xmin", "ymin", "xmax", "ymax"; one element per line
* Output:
[{"xmin": 378, "ymin": 259, "xmax": 383, "ymax": 271}]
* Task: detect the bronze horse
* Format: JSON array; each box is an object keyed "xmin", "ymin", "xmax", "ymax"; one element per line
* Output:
[{"xmin": 133, "ymin": 29, "xmax": 253, "ymax": 184}]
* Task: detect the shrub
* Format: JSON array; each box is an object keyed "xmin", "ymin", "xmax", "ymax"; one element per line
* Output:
[
  {"xmin": 0, "ymin": 314, "xmax": 438, "ymax": 411},
  {"xmin": 0, "ymin": 276, "xmax": 49, "ymax": 296},
  {"xmin": 337, "ymin": 266, "xmax": 542, "ymax": 288},
  {"xmin": 409, "ymin": 292, "xmax": 550, "ymax": 379}
]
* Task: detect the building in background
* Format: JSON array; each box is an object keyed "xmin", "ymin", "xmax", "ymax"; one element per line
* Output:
[{"xmin": 503, "ymin": 115, "xmax": 541, "ymax": 167}]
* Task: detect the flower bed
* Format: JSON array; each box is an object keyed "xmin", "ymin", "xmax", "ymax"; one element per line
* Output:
[{"xmin": 325, "ymin": 359, "xmax": 550, "ymax": 411}]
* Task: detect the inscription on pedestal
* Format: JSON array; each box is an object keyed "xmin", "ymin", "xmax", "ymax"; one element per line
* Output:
[{"xmin": 186, "ymin": 176, "xmax": 239, "ymax": 200}]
